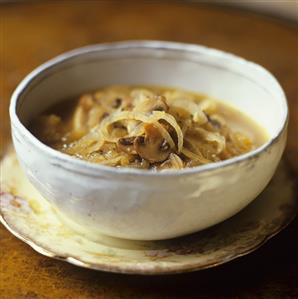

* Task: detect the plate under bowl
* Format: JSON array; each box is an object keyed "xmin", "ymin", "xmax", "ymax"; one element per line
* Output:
[{"xmin": 0, "ymin": 149, "xmax": 296, "ymax": 274}]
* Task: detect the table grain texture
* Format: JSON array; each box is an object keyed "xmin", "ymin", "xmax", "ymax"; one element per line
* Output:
[{"xmin": 0, "ymin": 1, "xmax": 297, "ymax": 299}]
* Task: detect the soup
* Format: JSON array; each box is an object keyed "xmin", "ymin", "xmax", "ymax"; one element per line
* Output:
[{"xmin": 29, "ymin": 85, "xmax": 268, "ymax": 170}]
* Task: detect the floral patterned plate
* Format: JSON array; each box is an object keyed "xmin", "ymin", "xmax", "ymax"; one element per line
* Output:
[{"xmin": 0, "ymin": 149, "xmax": 296, "ymax": 274}]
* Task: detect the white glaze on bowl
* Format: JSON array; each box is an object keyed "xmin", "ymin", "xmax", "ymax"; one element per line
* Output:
[
  {"xmin": 9, "ymin": 41, "xmax": 288, "ymax": 240},
  {"xmin": 1, "ymin": 150, "xmax": 296, "ymax": 274}
]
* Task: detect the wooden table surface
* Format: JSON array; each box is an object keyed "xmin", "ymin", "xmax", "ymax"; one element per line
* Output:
[{"xmin": 1, "ymin": 1, "xmax": 297, "ymax": 298}]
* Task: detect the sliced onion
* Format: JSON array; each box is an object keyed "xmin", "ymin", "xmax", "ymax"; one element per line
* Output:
[{"xmin": 181, "ymin": 148, "xmax": 210, "ymax": 164}]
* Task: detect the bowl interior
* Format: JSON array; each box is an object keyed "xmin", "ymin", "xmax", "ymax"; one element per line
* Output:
[{"xmin": 14, "ymin": 42, "xmax": 287, "ymax": 138}]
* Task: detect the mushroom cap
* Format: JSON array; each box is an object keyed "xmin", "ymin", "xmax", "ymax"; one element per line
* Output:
[
  {"xmin": 117, "ymin": 136, "xmax": 137, "ymax": 154},
  {"xmin": 134, "ymin": 123, "xmax": 171, "ymax": 163}
]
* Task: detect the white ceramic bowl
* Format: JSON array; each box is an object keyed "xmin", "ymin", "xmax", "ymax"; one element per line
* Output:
[{"xmin": 10, "ymin": 41, "xmax": 288, "ymax": 241}]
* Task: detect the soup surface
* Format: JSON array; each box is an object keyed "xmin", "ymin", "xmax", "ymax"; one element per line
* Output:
[{"xmin": 29, "ymin": 85, "xmax": 268, "ymax": 170}]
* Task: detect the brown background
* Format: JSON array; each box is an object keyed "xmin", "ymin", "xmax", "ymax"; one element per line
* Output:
[{"xmin": 0, "ymin": 1, "xmax": 297, "ymax": 298}]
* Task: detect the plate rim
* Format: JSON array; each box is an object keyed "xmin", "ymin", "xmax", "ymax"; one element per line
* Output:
[{"xmin": 1, "ymin": 190, "xmax": 297, "ymax": 275}]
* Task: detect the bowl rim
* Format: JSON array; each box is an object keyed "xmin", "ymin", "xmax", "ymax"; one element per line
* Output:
[{"xmin": 9, "ymin": 40, "xmax": 288, "ymax": 177}]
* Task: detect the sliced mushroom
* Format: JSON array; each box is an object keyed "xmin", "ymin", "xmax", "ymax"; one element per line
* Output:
[
  {"xmin": 117, "ymin": 136, "xmax": 137, "ymax": 154},
  {"xmin": 206, "ymin": 113, "xmax": 226, "ymax": 130},
  {"xmin": 151, "ymin": 95, "xmax": 169, "ymax": 112},
  {"xmin": 133, "ymin": 95, "xmax": 169, "ymax": 113},
  {"xmin": 134, "ymin": 123, "xmax": 171, "ymax": 163},
  {"xmin": 112, "ymin": 98, "xmax": 122, "ymax": 109}
]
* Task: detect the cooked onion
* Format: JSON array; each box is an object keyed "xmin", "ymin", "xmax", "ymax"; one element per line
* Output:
[{"xmin": 31, "ymin": 86, "xmax": 255, "ymax": 170}]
